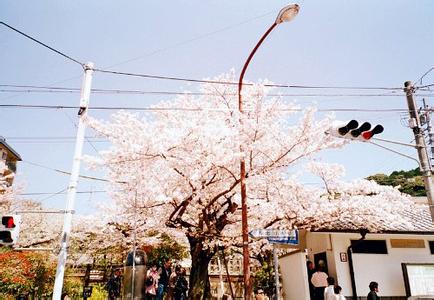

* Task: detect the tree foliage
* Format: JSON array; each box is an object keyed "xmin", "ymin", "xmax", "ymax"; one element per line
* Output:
[
  {"xmin": 367, "ymin": 167, "xmax": 426, "ymax": 196},
  {"xmin": 85, "ymin": 73, "xmax": 414, "ymax": 298},
  {"xmin": 144, "ymin": 233, "xmax": 188, "ymax": 267}
]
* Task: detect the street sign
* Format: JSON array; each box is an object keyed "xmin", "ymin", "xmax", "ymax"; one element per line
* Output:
[
  {"xmin": 249, "ymin": 229, "xmax": 299, "ymax": 245},
  {"xmin": 83, "ymin": 286, "xmax": 93, "ymax": 298}
]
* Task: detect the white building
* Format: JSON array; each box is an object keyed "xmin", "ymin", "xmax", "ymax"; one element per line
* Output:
[{"xmin": 280, "ymin": 201, "xmax": 434, "ymax": 300}]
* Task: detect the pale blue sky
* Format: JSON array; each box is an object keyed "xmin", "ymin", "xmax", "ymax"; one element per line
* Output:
[{"xmin": 1, "ymin": 1, "xmax": 433, "ymax": 214}]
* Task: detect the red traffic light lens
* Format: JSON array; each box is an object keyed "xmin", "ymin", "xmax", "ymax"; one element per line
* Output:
[
  {"xmin": 361, "ymin": 124, "xmax": 384, "ymax": 140},
  {"xmin": 1, "ymin": 217, "xmax": 15, "ymax": 229}
]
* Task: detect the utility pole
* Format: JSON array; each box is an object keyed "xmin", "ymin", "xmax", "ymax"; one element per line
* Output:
[
  {"xmin": 405, "ymin": 81, "xmax": 434, "ymax": 223},
  {"xmin": 53, "ymin": 62, "xmax": 94, "ymax": 299},
  {"xmin": 422, "ymin": 99, "xmax": 434, "ymax": 167}
]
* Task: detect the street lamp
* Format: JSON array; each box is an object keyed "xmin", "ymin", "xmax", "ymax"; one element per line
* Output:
[{"xmin": 238, "ymin": 4, "xmax": 299, "ymax": 299}]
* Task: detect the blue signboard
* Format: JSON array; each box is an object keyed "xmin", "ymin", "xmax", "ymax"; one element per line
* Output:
[{"xmin": 249, "ymin": 229, "xmax": 299, "ymax": 245}]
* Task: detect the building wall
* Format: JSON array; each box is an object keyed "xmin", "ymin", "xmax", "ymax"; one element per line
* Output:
[
  {"xmin": 280, "ymin": 251, "xmax": 310, "ymax": 300},
  {"xmin": 326, "ymin": 233, "xmax": 434, "ymax": 297},
  {"xmin": 306, "ymin": 232, "xmax": 337, "ymax": 280}
]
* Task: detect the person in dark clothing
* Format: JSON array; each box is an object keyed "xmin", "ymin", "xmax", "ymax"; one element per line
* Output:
[
  {"xmin": 306, "ymin": 260, "xmax": 315, "ymax": 300},
  {"xmin": 106, "ymin": 270, "xmax": 122, "ymax": 300},
  {"xmin": 157, "ymin": 259, "xmax": 172, "ymax": 300},
  {"xmin": 174, "ymin": 268, "xmax": 188, "ymax": 300},
  {"xmin": 367, "ymin": 281, "xmax": 380, "ymax": 300}
]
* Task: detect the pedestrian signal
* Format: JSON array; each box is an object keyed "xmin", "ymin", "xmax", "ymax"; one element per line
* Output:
[{"xmin": 0, "ymin": 215, "xmax": 21, "ymax": 246}]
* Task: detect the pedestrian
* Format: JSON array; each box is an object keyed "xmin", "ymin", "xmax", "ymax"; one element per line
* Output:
[
  {"xmin": 61, "ymin": 293, "xmax": 71, "ymax": 300},
  {"xmin": 306, "ymin": 261, "xmax": 315, "ymax": 300},
  {"xmin": 333, "ymin": 286, "xmax": 345, "ymax": 300},
  {"xmin": 146, "ymin": 264, "xmax": 159, "ymax": 300},
  {"xmin": 174, "ymin": 268, "xmax": 188, "ymax": 300},
  {"xmin": 156, "ymin": 258, "xmax": 172, "ymax": 300},
  {"xmin": 310, "ymin": 266, "xmax": 328, "ymax": 300},
  {"xmin": 106, "ymin": 269, "xmax": 122, "ymax": 300},
  {"xmin": 255, "ymin": 289, "xmax": 269, "ymax": 300},
  {"xmin": 167, "ymin": 265, "xmax": 180, "ymax": 300},
  {"xmin": 324, "ymin": 277, "xmax": 335, "ymax": 300},
  {"xmin": 367, "ymin": 281, "xmax": 380, "ymax": 300}
]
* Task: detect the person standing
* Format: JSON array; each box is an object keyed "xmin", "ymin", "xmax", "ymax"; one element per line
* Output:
[
  {"xmin": 146, "ymin": 264, "xmax": 159, "ymax": 300},
  {"xmin": 306, "ymin": 261, "xmax": 315, "ymax": 300},
  {"xmin": 174, "ymin": 268, "xmax": 188, "ymax": 300},
  {"xmin": 367, "ymin": 281, "xmax": 380, "ymax": 300},
  {"xmin": 310, "ymin": 266, "xmax": 328, "ymax": 300},
  {"xmin": 333, "ymin": 286, "xmax": 345, "ymax": 300},
  {"xmin": 106, "ymin": 269, "xmax": 122, "ymax": 300},
  {"xmin": 167, "ymin": 265, "xmax": 180, "ymax": 300},
  {"xmin": 157, "ymin": 259, "xmax": 172, "ymax": 300},
  {"xmin": 324, "ymin": 277, "xmax": 335, "ymax": 300}
]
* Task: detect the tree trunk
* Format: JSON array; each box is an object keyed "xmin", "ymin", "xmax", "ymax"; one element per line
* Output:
[{"xmin": 188, "ymin": 236, "xmax": 214, "ymax": 300}]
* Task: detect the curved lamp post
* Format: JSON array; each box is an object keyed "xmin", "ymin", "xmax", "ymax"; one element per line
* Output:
[{"xmin": 238, "ymin": 4, "xmax": 299, "ymax": 299}]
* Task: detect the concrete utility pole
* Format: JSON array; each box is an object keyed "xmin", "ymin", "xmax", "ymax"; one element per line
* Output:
[
  {"xmin": 53, "ymin": 62, "xmax": 94, "ymax": 299},
  {"xmin": 405, "ymin": 81, "xmax": 434, "ymax": 223},
  {"xmin": 422, "ymin": 99, "xmax": 434, "ymax": 167}
]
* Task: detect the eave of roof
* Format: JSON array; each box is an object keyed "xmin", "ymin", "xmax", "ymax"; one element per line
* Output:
[{"xmin": 0, "ymin": 137, "xmax": 22, "ymax": 161}]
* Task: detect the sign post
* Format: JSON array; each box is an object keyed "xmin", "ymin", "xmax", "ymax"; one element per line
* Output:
[{"xmin": 250, "ymin": 229, "xmax": 299, "ymax": 299}]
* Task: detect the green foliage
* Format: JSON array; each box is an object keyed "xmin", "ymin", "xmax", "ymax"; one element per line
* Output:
[
  {"xmin": 62, "ymin": 276, "xmax": 82, "ymax": 298},
  {"xmin": 144, "ymin": 233, "xmax": 188, "ymax": 267},
  {"xmin": 252, "ymin": 253, "xmax": 275, "ymax": 298},
  {"xmin": 367, "ymin": 167, "xmax": 426, "ymax": 196},
  {"xmin": 89, "ymin": 284, "xmax": 108, "ymax": 300}
]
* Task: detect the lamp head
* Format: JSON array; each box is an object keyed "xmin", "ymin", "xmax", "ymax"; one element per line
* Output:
[{"xmin": 275, "ymin": 4, "xmax": 300, "ymax": 24}]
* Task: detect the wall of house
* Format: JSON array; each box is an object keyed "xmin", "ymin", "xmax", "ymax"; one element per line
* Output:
[
  {"xmin": 280, "ymin": 251, "xmax": 310, "ymax": 300},
  {"xmin": 306, "ymin": 232, "xmax": 337, "ymax": 280},
  {"xmin": 328, "ymin": 233, "xmax": 434, "ymax": 297}
]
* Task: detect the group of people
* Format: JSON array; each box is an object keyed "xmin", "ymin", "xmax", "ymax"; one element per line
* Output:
[
  {"xmin": 106, "ymin": 258, "xmax": 188, "ymax": 300},
  {"xmin": 307, "ymin": 260, "xmax": 381, "ymax": 300},
  {"xmin": 145, "ymin": 259, "xmax": 188, "ymax": 300}
]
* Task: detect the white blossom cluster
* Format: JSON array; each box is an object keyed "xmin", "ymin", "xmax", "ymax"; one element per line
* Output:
[{"xmin": 83, "ymin": 73, "xmax": 414, "ymax": 258}]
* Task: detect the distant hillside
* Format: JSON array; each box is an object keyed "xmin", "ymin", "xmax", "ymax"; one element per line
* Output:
[{"xmin": 367, "ymin": 167, "xmax": 426, "ymax": 196}]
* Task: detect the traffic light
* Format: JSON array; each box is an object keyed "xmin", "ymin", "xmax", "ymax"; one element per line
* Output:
[
  {"xmin": 0, "ymin": 215, "xmax": 21, "ymax": 246},
  {"xmin": 330, "ymin": 120, "xmax": 384, "ymax": 141}
]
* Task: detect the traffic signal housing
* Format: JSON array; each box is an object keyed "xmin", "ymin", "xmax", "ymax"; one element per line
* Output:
[
  {"xmin": 329, "ymin": 120, "xmax": 384, "ymax": 141},
  {"xmin": 0, "ymin": 215, "xmax": 21, "ymax": 246}
]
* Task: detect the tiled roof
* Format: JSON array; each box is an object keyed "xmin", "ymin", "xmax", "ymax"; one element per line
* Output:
[
  {"xmin": 314, "ymin": 204, "xmax": 434, "ymax": 234},
  {"xmin": 399, "ymin": 204, "xmax": 434, "ymax": 232}
]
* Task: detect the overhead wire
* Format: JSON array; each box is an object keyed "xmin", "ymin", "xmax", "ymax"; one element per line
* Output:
[
  {"xmin": 22, "ymin": 160, "xmax": 111, "ymax": 183},
  {"xmin": 0, "ymin": 21, "xmax": 84, "ymax": 67},
  {"xmin": 0, "ymin": 103, "xmax": 411, "ymax": 113},
  {"xmin": 20, "ymin": 190, "xmax": 107, "ymax": 196},
  {"xmin": 93, "ymin": 68, "xmax": 404, "ymax": 91},
  {"xmin": 4, "ymin": 84, "xmax": 432, "ymax": 97},
  {"xmin": 414, "ymin": 66, "xmax": 434, "ymax": 87}
]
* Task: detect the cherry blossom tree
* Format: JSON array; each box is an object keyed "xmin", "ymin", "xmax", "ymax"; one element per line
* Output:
[{"xmin": 85, "ymin": 73, "xmax": 413, "ymax": 298}]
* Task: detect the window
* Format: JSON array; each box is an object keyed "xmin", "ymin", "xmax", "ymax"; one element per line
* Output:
[
  {"xmin": 402, "ymin": 263, "xmax": 434, "ymax": 296},
  {"xmin": 351, "ymin": 239, "xmax": 388, "ymax": 254},
  {"xmin": 429, "ymin": 241, "xmax": 434, "ymax": 254}
]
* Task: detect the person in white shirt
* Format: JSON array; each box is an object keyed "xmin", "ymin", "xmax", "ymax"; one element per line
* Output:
[
  {"xmin": 310, "ymin": 266, "xmax": 328, "ymax": 300},
  {"xmin": 324, "ymin": 277, "xmax": 335, "ymax": 300},
  {"xmin": 333, "ymin": 285, "xmax": 345, "ymax": 300}
]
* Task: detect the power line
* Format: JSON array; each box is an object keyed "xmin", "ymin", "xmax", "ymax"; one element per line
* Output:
[
  {"xmin": 3, "ymin": 87, "xmax": 425, "ymax": 97},
  {"xmin": 22, "ymin": 160, "xmax": 110, "ymax": 183},
  {"xmin": 414, "ymin": 66, "xmax": 434, "ymax": 87},
  {"xmin": 6, "ymin": 83, "xmax": 433, "ymax": 98},
  {"xmin": 20, "ymin": 190, "xmax": 107, "ymax": 196},
  {"xmin": 0, "ymin": 21, "xmax": 84, "ymax": 67},
  {"xmin": 93, "ymin": 68, "xmax": 404, "ymax": 91},
  {"xmin": 0, "ymin": 103, "xmax": 410, "ymax": 113}
]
